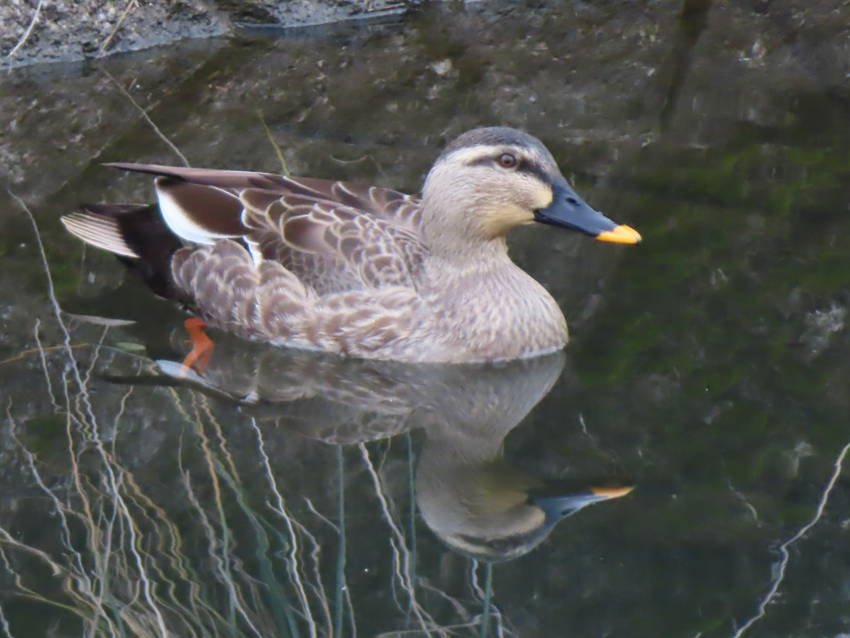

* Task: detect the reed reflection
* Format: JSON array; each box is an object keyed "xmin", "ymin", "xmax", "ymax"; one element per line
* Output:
[
  {"xmin": 156, "ymin": 333, "xmax": 633, "ymax": 562},
  {"xmin": 1, "ymin": 315, "xmax": 634, "ymax": 637}
]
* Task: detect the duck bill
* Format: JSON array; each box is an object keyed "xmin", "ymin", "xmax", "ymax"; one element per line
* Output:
[
  {"xmin": 534, "ymin": 183, "xmax": 641, "ymax": 244},
  {"xmin": 530, "ymin": 485, "xmax": 634, "ymax": 523}
]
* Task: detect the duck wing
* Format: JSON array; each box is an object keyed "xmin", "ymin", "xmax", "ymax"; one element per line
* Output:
[
  {"xmin": 106, "ymin": 163, "xmax": 427, "ymax": 295},
  {"xmin": 239, "ymin": 188, "xmax": 425, "ymax": 292}
]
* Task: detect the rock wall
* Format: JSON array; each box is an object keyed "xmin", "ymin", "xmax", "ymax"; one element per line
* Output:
[{"xmin": 1, "ymin": 0, "xmax": 410, "ymax": 68}]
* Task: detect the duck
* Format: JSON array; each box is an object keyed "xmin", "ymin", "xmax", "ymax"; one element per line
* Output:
[{"xmin": 62, "ymin": 127, "xmax": 640, "ymax": 363}]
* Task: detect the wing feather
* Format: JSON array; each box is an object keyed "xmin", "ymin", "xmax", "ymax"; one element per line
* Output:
[
  {"xmin": 108, "ymin": 163, "xmax": 422, "ymax": 229},
  {"xmin": 241, "ymin": 193, "xmax": 427, "ymax": 292},
  {"xmin": 105, "ymin": 163, "xmax": 427, "ymax": 296}
]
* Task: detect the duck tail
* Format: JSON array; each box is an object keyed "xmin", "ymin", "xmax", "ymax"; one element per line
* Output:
[{"xmin": 62, "ymin": 203, "xmax": 183, "ymax": 297}]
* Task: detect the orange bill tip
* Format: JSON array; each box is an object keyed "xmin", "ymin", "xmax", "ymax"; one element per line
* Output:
[
  {"xmin": 590, "ymin": 485, "xmax": 635, "ymax": 499},
  {"xmin": 596, "ymin": 224, "xmax": 642, "ymax": 244}
]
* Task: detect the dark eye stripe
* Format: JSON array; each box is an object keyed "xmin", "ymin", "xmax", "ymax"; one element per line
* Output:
[
  {"xmin": 465, "ymin": 154, "xmax": 551, "ymax": 183},
  {"xmin": 516, "ymin": 158, "xmax": 551, "ymax": 184}
]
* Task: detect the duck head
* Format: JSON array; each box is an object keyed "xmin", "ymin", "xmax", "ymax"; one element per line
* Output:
[
  {"xmin": 419, "ymin": 461, "xmax": 635, "ymax": 563},
  {"xmin": 421, "ymin": 127, "xmax": 641, "ymax": 249}
]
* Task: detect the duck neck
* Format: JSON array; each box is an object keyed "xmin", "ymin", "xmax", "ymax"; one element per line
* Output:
[
  {"xmin": 420, "ymin": 170, "xmax": 515, "ymax": 264},
  {"xmin": 418, "ymin": 183, "xmax": 567, "ymax": 360},
  {"xmin": 421, "ymin": 235, "xmax": 522, "ymax": 297},
  {"xmin": 420, "ymin": 242, "xmax": 567, "ymax": 362},
  {"xmin": 428, "ymin": 234, "xmax": 512, "ymax": 267}
]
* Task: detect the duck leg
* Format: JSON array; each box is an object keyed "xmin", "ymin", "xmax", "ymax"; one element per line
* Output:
[{"xmin": 180, "ymin": 318, "xmax": 215, "ymax": 376}]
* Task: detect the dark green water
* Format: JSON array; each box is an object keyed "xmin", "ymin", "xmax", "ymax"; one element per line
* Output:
[{"xmin": 1, "ymin": 1, "xmax": 849, "ymax": 636}]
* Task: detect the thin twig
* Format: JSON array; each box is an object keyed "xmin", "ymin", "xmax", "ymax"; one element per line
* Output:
[
  {"xmin": 97, "ymin": 0, "xmax": 138, "ymax": 58},
  {"xmin": 6, "ymin": 0, "xmax": 45, "ymax": 60},
  {"xmin": 257, "ymin": 110, "xmax": 289, "ymax": 175},
  {"xmin": 358, "ymin": 443, "xmax": 440, "ymax": 635},
  {"xmin": 32, "ymin": 319, "xmax": 59, "ymax": 409},
  {"xmin": 0, "ymin": 342, "xmax": 87, "ymax": 367},
  {"xmin": 732, "ymin": 438, "xmax": 850, "ymax": 637},
  {"xmin": 99, "ymin": 66, "xmax": 190, "ymax": 166},
  {"xmin": 7, "ymin": 190, "xmax": 67, "ymax": 340},
  {"xmin": 0, "ymin": 598, "xmax": 14, "ymax": 638}
]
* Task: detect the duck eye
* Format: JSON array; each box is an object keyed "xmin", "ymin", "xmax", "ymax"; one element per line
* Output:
[{"xmin": 497, "ymin": 153, "xmax": 518, "ymax": 169}]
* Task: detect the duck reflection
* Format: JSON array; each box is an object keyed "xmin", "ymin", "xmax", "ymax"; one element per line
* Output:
[{"xmin": 154, "ymin": 334, "xmax": 633, "ymax": 562}]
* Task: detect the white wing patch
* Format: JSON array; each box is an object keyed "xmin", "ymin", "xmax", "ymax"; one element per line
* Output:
[{"xmin": 156, "ymin": 182, "xmax": 244, "ymax": 245}]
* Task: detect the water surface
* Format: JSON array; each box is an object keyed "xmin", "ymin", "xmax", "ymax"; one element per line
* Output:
[{"xmin": 1, "ymin": 1, "xmax": 850, "ymax": 636}]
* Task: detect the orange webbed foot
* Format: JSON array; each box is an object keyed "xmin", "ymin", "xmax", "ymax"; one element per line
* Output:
[{"xmin": 180, "ymin": 317, "xmax": 215, "ymax": 377}]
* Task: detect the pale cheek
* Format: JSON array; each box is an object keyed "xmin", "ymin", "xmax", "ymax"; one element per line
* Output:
[
  {"xmin": 498, "ymin": 178, "xmax": 551, "ymax": 214},
  {"xmin": 507, "ymin": 177, "xmax": 553, "ymax": 213},
  {"xmin": 516, "ymin": 209, "xmax": 536, "ymax": 226},
  {"xmin": 483, "ymin": 206, "xmax": 535, "ymax": 235},
  {"xmin": 529, "ymin": 185, "xmax": 554, "ymax": 211}
]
